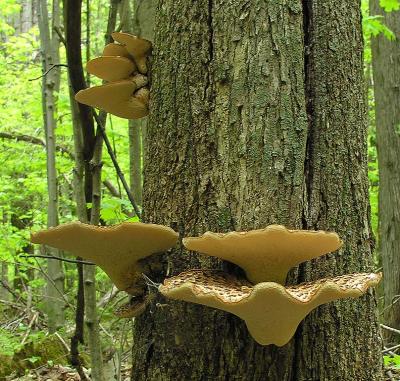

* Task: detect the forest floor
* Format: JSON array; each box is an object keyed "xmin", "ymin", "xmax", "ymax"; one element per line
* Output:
[
  {"xmin": 5, "ymin": 364, "xmax": 399, "ymax": 381},
  {"xmin": 6, "ymin": 363, "xmax": 132, "ymax": 381},
  {"xmin": 385, "ymin": 365, "xmax": 400, "ymax": 381}
]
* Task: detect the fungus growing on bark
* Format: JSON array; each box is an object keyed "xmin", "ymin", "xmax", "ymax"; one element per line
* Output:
[
  {"xmin": 111, "ymin": 32, "xmax": 152, "ymax": 74},
  {"xmin": 31, "ymin": 221, "xmax": 178, "ymax": 294},
  {"xmin": 102, "ymin": 42, "xmax": 131, "ymax": 58},
  {"xmin": 86, "ymin": 56, "xmax": 136, "ymax": 82},
  {"xmin": 160, "ymin": 269, "xmax": 382, "ymax": 346},
  {"xmin": 75, "ymin": 79, "xmax": 149, "ymax": 119},
  {"xmin": 183, "ymin": 225, "xmax": 342, "ymax": 284}
]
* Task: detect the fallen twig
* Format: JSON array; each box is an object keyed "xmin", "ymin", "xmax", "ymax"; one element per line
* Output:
[
  {"xmin": 383, "ymin": 344, "xmax": 400, "ymax": 354},
  {"xmin": 20, "ymin": 311, "xmax": 38, "ymax": 345},
  {"xmin": 381, "ymin": 324, "xmax": 400, "ymax": 336}
]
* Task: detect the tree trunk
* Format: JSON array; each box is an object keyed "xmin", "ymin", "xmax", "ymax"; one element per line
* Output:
[
  {"xmin": 37, "ymin": 0, "xmax": 65, "ymax": 333},
  {"xmin": 370, "ymin": 1, "xmax": 400, "ymax": 345},
  {"xmin": 130, "ymin": 1, "xmax": 382, "ymax": 380},
  {"xmin": 295, "ymin": 2, "xmax": 382, "ymax": 379}
]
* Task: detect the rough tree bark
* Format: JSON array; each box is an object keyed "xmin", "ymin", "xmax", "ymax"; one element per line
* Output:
[
  {"xmin": 130, "ymin": 1, "xmax": 382, "ymax": 380},
  {"xmin": 37, "ymin": 0, "xmax": 65, "ymax": 333},
  {"xmin": 370, "ymin": 1, "xmax": 400, "ymax": 344}
]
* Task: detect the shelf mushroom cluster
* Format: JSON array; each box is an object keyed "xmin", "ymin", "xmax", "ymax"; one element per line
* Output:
[
  {"xmin": 159, "ymin": 225, "xmax": 382, "ymax": 346},
  {"xmin": 31, "ymin": 223, "xmax": 381, "ymax": 346},
  {"xmin": 75, "ymin": 32, "xmax": 152, "ymax": 119}
]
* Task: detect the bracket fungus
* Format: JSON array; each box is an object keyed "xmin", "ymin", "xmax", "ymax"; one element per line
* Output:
[
  {"xmin": 111, "ymin": 32, "xmax": 152, "ymax": 74},
  {"xmin": 86, "ymin": 56, "xmax": 136, "ymax": 82},
  {"xmin": 75, "ymin": 32, "xmax": 151, "ymax": 119},
  {"xmin": 31, "ymin": 221, "xmax": 178, "ymax": 294},
  {"xmin": 160, "ymin": 269, "xmax": 382, "ymax": 346},
  {"xmin": 183, "ymin": 225, "xmax": 343, "ymax": 284},
  {"xmin": 102, "ymin": 42, "xmax": 131, "ymax": 58},
  {"xmin": 75, "ymin": 80, "xmax": 149, "ymax": 119}
]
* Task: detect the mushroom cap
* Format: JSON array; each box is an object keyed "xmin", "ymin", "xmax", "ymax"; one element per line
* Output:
[
  {"xmin": 102, "ymin": 43, "xmax": 131, "ymax": 58},
  {"xmin": 86, "ymin": 56, "xmax": 136, "ymax": 82},
  {"xmin": 111, "ymin": 32, "xmax": 151, "ymax": 74},
  {"xmin": 75, "ymin": 80, "xmax": 148, "ymax": 119},
  {"xmin": 160, "ymin": 270, "xmax": 382, "ymax": 346},
  {"xmin": 31, "ymin": 221, "xmax": 178, "ymax": 292},
  {"xmin": 183, "ymin": 225, "xmax": 343, "ymax": 284}
]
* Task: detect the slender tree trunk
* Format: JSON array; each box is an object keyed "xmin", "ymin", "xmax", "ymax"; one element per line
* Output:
[
  {"xmin": 131, "ymin": 1, "xmax": 382, "ymax": 380},
  {"xmin": 64, "ymin": 0, "xmax": 102, "ymax": 378},
  {"xmin": 84, "ymin": 130, "xmax": 105, "ymax": 381},
  {"xmin": 118, "ymin": 0, "xmax": 155, "ymax": 210},
  {"xmin": 37, "ymin": 0, "xmax": 65, "ymax": 333},
  {"xmin": 370, "ymin": 1, "xmax": 400, "ymax": 345},
  {"xmin": 64, "ymin": 1, "xmax": 119, "ymax": 378},
  {"xmin": 128, "ymin": 122, "xmax": 142, "ymax": 207},
  {"xmin": 1, "ymin": 214, "xmax": 9, "ymax": 302},
  {"xmin": 68, "ymin": 83, "xmax": 89, "ymax": 381},
  {"xmin": 0, "ymin": 262, "xmax": 9, "ymax": 301}
]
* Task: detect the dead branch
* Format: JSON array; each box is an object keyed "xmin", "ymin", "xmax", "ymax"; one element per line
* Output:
[
  {"xmin": 21, "ymin": 254, "xmax": 95, "ymax": 266},
  {"xmin": 29, "ymin": 63, "xmax": 68, "ymax": 81},
  {"xmin": 93, "ymin": 111, "xmax": 141, "ymax": 218},
  {"xmin": 381, "ymin": 324, "xmax": 400, "ymax": 335},
  {"xmin": 0, "ymin": 131, "xmax": 74, "ymax": 159}
]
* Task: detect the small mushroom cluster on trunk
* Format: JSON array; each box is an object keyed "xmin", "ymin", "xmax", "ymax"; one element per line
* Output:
[
  {"xmin": 31, "ymin": 222, "xmax": 381, "ymax": 346},
  {"xmin": 75, "ymin": 32, "xmax": 151, "ymax": 119}
]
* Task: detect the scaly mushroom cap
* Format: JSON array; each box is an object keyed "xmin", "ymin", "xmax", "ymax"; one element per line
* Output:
[
  {"xmin": 86, "ymin": 56, "xmax": 136, "ymax": 82},
  {"xmin": 160, "ymin": 270, "xmax": 382, "ymax": 346},
  {"xmin": 31, "ymin": 222, "xmax": 178, "ymax": 292},
  {"xmin": 75, "ymin": 80, "xmax": 148, "ymax": 119},
  {"xmin": 102, "ymin": 43, "xmax": 131, "ymax": 58},
  {"xmin": 183, "ymin": 225, "xmax": 343, "ymax": 284},
  {"xmin": 111, "ymin": 32, "xmax": 151, "ymax": 74}
]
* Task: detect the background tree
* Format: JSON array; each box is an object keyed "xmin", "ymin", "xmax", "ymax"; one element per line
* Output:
[
  {"xmin": 131, "ymin": 1, "xmax": 382, "ymax": 380},
  {"xmin": 370, "ymin": 0, "xmax": 400, "ymax": 344},
  {"xmin": 37, "ymin": 0, "xmax": 65, "ymax": 333}
]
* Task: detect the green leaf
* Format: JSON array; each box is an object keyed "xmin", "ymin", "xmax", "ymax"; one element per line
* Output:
[
  {"xmin": 380, "ymin": 0, "xmax": 400, "ymax": 11},
  {"xmin": 363, "ymin": 15, "xmax": 396, "ymax": 40},
  {"xmin": 384, "ymin": 355, "xmax": 400, "ymax": 368}
]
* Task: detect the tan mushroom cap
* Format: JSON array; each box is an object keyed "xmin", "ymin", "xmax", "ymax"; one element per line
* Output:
[
  {"xmin": 31, "ymin": 221, "xmax": 178, "ymax": 292},
  {"xmin": 86, "ymin": 56, "xmax": 136, "ymax": 82},
  {"xmin": 183, "ymin": 225, "xmax": 343, "ymax": 284},
  {"xmin": 75, "ymin": 80, "xmax": 148, "ymax": 119},
  {"xmin": 102, "ymin": 43, "xmax": 131, "ymax": 58},
  {"xmin": 160, "ymin": 270, "xmax": 382, "ymax": 346},
  {"xmin": 111, "ymin": 32, "xmax": 151, "ymax": 74}
]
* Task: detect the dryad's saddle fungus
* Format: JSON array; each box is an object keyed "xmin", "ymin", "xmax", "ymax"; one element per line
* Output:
[
  {"xmin": 159, "ymin": 269, "xmax": 382, "ymax": 346},
  {"xmin": 86, "ymin": 56, "xmax": 136, "ymax": 82},
  {"xmin": 75, "ymin": 32, "xmax": 151, "ymax": 120},
  {"xmin": 183, "ymin": 225, "xmax": 343, "ymax": 284},
  {"xmin": 31, "ymin": 221, "xmax": 178, "ymax": 294},
  {"xmin": 75, "ymin": 80, "xmax": 149, "ymax": 119},
  {"xmin": 102, "ymin": 42, "xmax": 131, "ymax": 58},
  {"xmin": 111, "ymin": 32, "xmax": 152, "ymax": 74}
]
